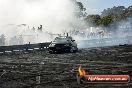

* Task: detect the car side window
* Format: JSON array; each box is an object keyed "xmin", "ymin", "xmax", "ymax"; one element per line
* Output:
[{"xmin": 67, "ymin": 39, "xmax": 71, "ymax": 43}]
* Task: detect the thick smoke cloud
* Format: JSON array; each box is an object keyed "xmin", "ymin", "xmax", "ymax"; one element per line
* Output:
[
  {"xmin": 0, "ymin": 0, "xmax": 85, "ymax": 45},
  {"xmin": 0, "ymin": 0, "xmax": 132, "ymax": 48}
]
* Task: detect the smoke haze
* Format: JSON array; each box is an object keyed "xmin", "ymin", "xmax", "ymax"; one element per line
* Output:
[
  {"xmin": 0, "ymin": 0, "xmax": 132, "ymax": 48},
  {"xmin": 75, "ymin": 18, "xmax": 132, "ymax": 48},
  {"xmin": 0, "ymin": 0, "xmax": 85, "ymax": 44}
]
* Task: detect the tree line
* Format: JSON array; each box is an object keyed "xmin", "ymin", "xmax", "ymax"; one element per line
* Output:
[
  {"xmin": 76, "ymin": 1, "xmax": 132, "ymax": 27},
  {"xmin": 85, "ymin": 6, "xmax": 132, "ymax": 27}
]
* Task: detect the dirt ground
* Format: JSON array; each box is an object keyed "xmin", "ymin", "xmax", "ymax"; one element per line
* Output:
[{"xmin": 0, "ymin": 45, "xmax": 132, "ymax": 88}]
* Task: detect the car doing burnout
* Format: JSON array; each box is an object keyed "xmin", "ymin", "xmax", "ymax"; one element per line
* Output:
[{"xmin": 48, "ymin": 36, "xmax": 78, "ymax": 53}]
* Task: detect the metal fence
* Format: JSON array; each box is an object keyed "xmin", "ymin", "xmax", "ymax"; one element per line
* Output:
[{"xmin": 0, "ymin": 42, "xmax": 50, "ymax": 55}]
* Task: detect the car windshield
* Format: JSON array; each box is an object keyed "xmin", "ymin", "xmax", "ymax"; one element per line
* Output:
[{"xmin": 53, "ymin": 37, "xmax": 70, "ymax": 42}]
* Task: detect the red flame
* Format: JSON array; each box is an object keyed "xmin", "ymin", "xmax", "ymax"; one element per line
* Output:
[{"xmin": 78, "ymin": 65, "xmax": 86, "ymax": 76}]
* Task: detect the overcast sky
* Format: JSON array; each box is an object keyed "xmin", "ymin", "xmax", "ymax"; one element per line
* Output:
[{"xmin": 77, "ymin": 0, "xmax": 132, "ymax": 14}]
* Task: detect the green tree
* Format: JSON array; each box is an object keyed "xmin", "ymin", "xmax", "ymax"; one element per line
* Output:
[
  {"xmin": 73, "ymin": 0, "xmax": 87, "ymax": 18},
  {"xmin": 123, "ymin": 6, "xmax": 132, "ymax": 18},
  {"xmin": 85, "ymin": 15, "xmax": 101, "ymax": 26},
  {"xmin": 101, "ymin": 15, "xmax": 113, "ymax": 27}
]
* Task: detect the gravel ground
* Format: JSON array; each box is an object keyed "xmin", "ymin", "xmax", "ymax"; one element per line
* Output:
[{"xmin": 0, "ymin": 45, "xmax": 132, "ymax": 88}]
